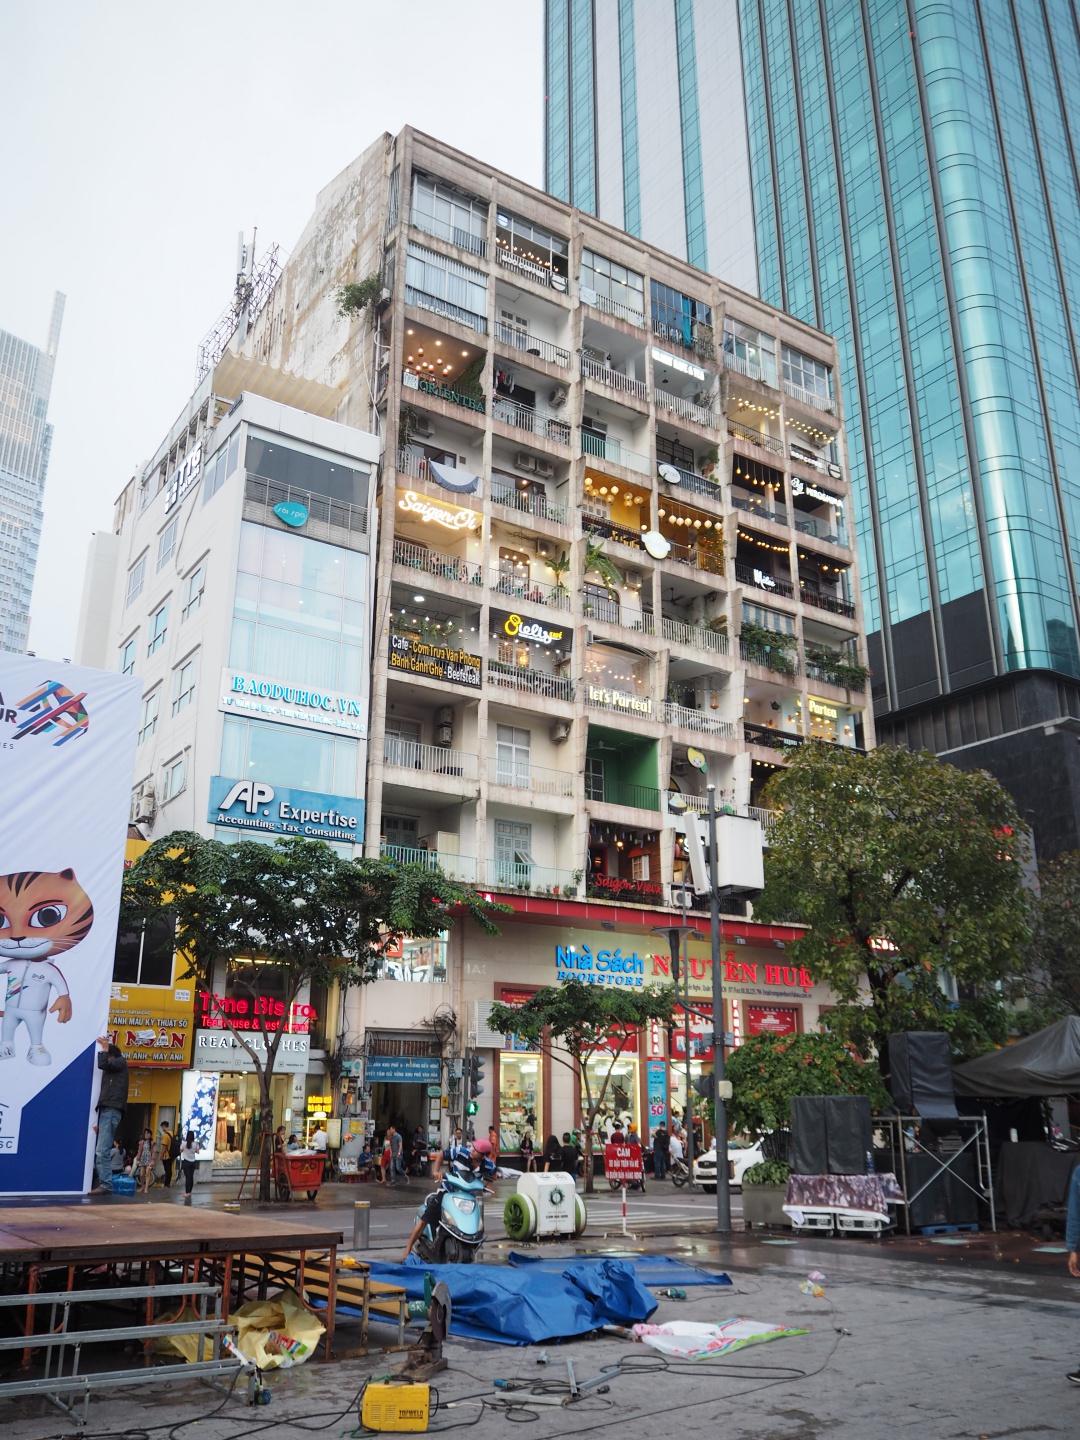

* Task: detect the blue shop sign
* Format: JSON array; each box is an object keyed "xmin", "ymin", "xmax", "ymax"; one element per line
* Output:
[
  {"xmin": 555, "ymin": 944, "xmax": 644, "ymax": 988},
  {"xmin": 365, "ymin": 1055, "xmax": 442, "ymax": 1084},
  {"xmin": 273, "ymin": 500, "xmax": 309, "ymax": 527},
  {"xmin": 208, "ymin": 775, "xmax": 364, "ymax": 843}
]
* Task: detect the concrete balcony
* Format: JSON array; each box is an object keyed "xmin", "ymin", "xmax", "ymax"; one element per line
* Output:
[
  {"xmin": 392, "ymin": 539, "xmax": 484, "ymax": 589},
  {"xmin": 489, "ymin": 570, "xmax": 572, "ymax": 611},
  {"xmin": 382, "ymin": 737, "xmax": 479, "ymax": 794},
  {"xmin": 581, "ymin": 355, "xmax": 649, "ymax": 404},
  {"xmin": 584, "ymin": 778, "xmax": 662, "ymax": 811},
  {"xmin": 656, "ymin": 462, "xmax": 723, "ymax": 504},
  {"xmin": 492, "ymin": 396, "xmax": 572, "ymax": 448},
  {"xmin": 734, "ymin": 562, "xmax": 795, "ymax": 600},
  {"xmin": 485, "ymin": 861, "xmax": 583, "ymax": 897},
  {"xmin": 660, "ymin": 701, "xmax": 738, "ymax": 738},
  {"xmin": 654, "ymin": 389, "xmax": 716, "ymax": 429},
  {"xmin": 489, "ymin": 760, "xmax": 576, "ymax": 799},
  {"xmin": 660, "ymin": 617, "xmax": 730, "ymax": 656},
  {"xmin": 379, "ymin": 843, "xmax": 477, "ymax": 883},
  {"xmin": 723, "ymin": 349, "xmax": 779, "ymax": 389},
  {"xmin": 403, "ymin": 368, "xmax": 485, "ymax": 415},
  {"xmin": 487, "ymin": 659, "xmax": 575, "ymax": 702},
  {"xmin": 494, "ymin": 321, "xmax": 571, "ymax": 369},
  {"xmin": 728, "ymin": 418, "xmax": 785, "ymax": 458},
  {"xmin": 783, "ymin": 379, "xmax": 836, "ymax": 415},
  {"xmin": 579, "ymin": 430, "xmax": 652, "ymax": 475}
]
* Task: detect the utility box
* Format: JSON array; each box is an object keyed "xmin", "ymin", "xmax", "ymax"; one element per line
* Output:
[
  {"xmin": 504, "ymin": 1171, "xmax": 586, "ymax": 1241},
  {"xmin": 713, "ymin": 812, "xmax": 765, "ymax": 895}
]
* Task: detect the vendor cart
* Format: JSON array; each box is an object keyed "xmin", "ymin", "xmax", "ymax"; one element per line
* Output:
[{"xmin": 272, "ymin": 1151, "xmax": 326, "ymax": 1201}]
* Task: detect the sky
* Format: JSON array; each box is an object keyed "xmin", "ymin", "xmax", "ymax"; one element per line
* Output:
[{"xmin": 0, "ymin": 1, "xmax": 544, "ymax": 661}]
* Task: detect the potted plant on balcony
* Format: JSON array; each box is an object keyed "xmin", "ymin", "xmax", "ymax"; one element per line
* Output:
[
  {"xmin": 727, "ymin": 1032, "xmax": 889, "ymax": 1229},
  {"xmin": 584, "ymin": 535, "xmax": 623, "ymax": 598},
  {"xmin": 739, "ymin": 622, "xmax": 798, "ymax": 676},
  {"xmin": 700, "ymin": 447, "xmax": 720, "ymax": 479}
]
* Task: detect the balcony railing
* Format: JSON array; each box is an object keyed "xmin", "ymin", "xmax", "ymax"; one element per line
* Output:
[
  {"xmin": 392, "ymin": 539, "xmax": 483, "ymax": 586},
  {"xmin": 805, "ymin": 657, "xmax": 866, "ymax": 692},
  {"xmin": 581, "ymin": 355, "xmax": 649, "ymax": 402},
  {"xmin": 495, "ymin": 244, "xmax": 569, "ymax": 292},
  {"xmin": 728, "ymin": 419, "xmax": 785, "ymax": 456},
  {"xmin": 739, "ymin": 638, "xmax": 799, "ymax": 676},
  {"xmin": 653, "ymin": 318, "xmax": 716, "ymax": 361},
  {"xmin": 584, "ymin": 514, "xmax": 647, "ymax": 550},
  {"xmin": 663, "ymin": 539, "xmax": 726, "ymax": 576},
  {"xmin": 490, "ymin": 571, "xmax": 572, "ymax": 610},
  {"xmin": 743, "ymin": 722, "xmax": 804, "ymax": 752},
  {"xmin": 586, "ymin": 778, "xmax": 662, "ymax": 811},
  {"xmin": 579, "ymin": 430, "xmax": 652, "ymax": 474},
  {"xmin": 783, "ymin": 379, "xmax": 836, "ymax": 414},
  {"xmin": 382, "ymin": 737, "xmax": 479, "ymax": 781},
  {"xmin": 487, "ymin": 658, "xmax": 575, "ymax": 701},
  {"xmin": 661, "ymin": 702, "xmax": 737, "ymax": 737},
  {"xmin": 733, "ymin": 493, "xmax": 788, "ymax": 527},
  {"xmin": 490, "ymin": 761, "xmax": 576, "ymax": 798},
  {"xmin": 654, "ymin": 389, "xmax": 716, "ymax": 428},
  {"xmin": 723, "ymin": 349, "xmax": 779, "ymax": 388},
  {"xmin": 495, "ymin": 322, "xmax": 571, "ymax": 368},
  {"xmin": 799, "ymin": 587, "xmax": 856, "ymax": 618},
  {"xmin": 380, "ymin": 843, "xmax": 477, "ymax": 883},
  {"xmin": 661, "ymin": 617, "xmax": 729, "ymax": 655},
  {"xmin": 492, "ymin": 396, "xmax": 571, "ymax": 445},
  {"xmin": 396, "ymin": 447, "xmax": 432, "ymax": 481},
  {"xmin": 491, "ymin": 479, "xmax": 569, "ymax": 526},
  {"xmin": 579, "ymin": 288, "xmax": 646, "ymax": 327},
  {"xmin": 409, "ymin": 209, "xmax": 488, "ymax": 259},
  {"xmin": 487, "ymin": 861, "xmax": 582, "ymax": 896},
  {"xmin": 735, "ymin": 561, "xmax": 795, "ymax": 598},
  {"xmin": 658, "ymin": 464, "xmax": 722, "ymax": 502},
  {"xmin": 794, "ymin": 514, "xmax": 848, "ymax": 546},
  {"xmin": 747, "ymin": 806, "xmax": 780, "ymax": 831},
  {"xmin": 403, "ymin": 287, "xmax": 487, "ymax": 335},
  {"xmin": 403, "ymin": 369, "xmax": 485, "ymax": 413},
  {"xmin": 245, "ymin": 475, "xmax": 368, "ymax": 542}
]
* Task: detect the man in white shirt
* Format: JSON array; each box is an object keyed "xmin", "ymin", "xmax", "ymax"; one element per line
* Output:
[
  {"xmin": 311, "ymin": 1126, "xmax": 328, "ymax": 1153},
  {"xmin": 669, "ymin": 1130, "xmax": 685, "ymax": 1165}
]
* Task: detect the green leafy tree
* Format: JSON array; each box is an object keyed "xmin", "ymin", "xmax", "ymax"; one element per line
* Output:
[
  {"xmin": 1018, "ymin": 849, "xmax": 1080, "ymax": 1029},
  {"xmin": 121, "ymin": 832, "xmax": 507, "ymax": 1199},
  {"xmin": 754, "ymin": 745, "xmax": 1030, "ymax": 1071},
  {"xmin": 488, "ymin": 979, "xmax": 675, "ymax": 1192},
  {"xmin": 727, "ymin": 1032, "xmax": 890, "ymax": 1163},
  {"xmin": 583, "ymin": 535, "xmax": 623, "ymax": 598},
  {"xmin": 336, "ymin": 273, "xmax": 383, "ymax": 318}
]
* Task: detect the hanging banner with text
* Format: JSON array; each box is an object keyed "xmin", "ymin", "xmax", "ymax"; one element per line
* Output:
[{"xmin": 0, "ymin": 656, "xmax": 139, "ymax": 1195}]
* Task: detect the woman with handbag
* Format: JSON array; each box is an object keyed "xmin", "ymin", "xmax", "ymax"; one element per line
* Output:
[{"xmin": 135, "ymin": 1128, "xmax": 155, "ymax": 1193}]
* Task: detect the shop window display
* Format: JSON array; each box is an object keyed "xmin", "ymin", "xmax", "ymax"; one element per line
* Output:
[
  {"xmin": 377, "ymin": 931, "xmax": 449, "ymax": 982},
  {"xmin": 498, "ymin": 1054, "xmax": 541, "ymax": 1156},
  {"xmin": 581, "ymin": 1051, "xmax": 640, "ymax": 1139}
]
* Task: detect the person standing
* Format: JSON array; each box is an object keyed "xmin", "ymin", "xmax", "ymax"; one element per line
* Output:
[
  {"xmin": 91, "ymin": 1037, "xmax": 128, "ymax": 1195},
  {"xmin": 387, "ymin": 1125, "xmax": 404, "ymax": 1184},
  {"xmin": 541, "ymin": 1133, "xmax": 562, "ymax": 1172},
  {"xmin": 274, "ymin": 1125, "xmax": 287, "ymax": 1153},
  {"xmin": 159, "ymin": 1122, "xmax": 176, "ymax": 1188},
  {"xmin": 311, "ymin": 1123, "xmax": 328, "ymax": 1153},
  {"xmin": 135, "ymin": 1128, "xmax": 155, "ymax": 1193},
  {"xmin": 179, "ymin": 1130, "xmax": 199, "ymax": 1200},
  {"xmin": 488, "ymin": 1125, "xmax": 500, "ymax": 1168},
  {"xmin": 520, "ymin": 1131, "xmax": 536, "ymax": 1172},
  {"xmin": 652, "ymin": 1124, "xmax": 670, "ymax": 1181},
  {"xmin": 558, "ymin": 1131, "xmax": 580, "ymax": 1178}
]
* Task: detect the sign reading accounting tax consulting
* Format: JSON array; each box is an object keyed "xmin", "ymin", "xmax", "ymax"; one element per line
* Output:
[
  {"xmin": 208, "ymin": 776, "xmax": 363, "ymax": 843},
  {"xmin": 219, "ymin": 668, "xmax": 366, "ymax": 737},
  {"xmin": 389, "ymin": 634, "xmax": 482, "ymax": 688}
]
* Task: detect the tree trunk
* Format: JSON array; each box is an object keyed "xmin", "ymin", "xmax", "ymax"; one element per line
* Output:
[
  {"xmin": 258, "ymin": 1067, "xmax": 273, "ymax": 1202},
  {"xmin": 583, "ymin": 1120, "xmax": 596, "ymax": 1194}
]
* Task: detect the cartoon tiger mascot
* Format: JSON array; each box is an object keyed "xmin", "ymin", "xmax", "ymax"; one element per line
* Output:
[{"xmin": 0, "ymin": 869, "xmax": 94, "ymax": 1066}]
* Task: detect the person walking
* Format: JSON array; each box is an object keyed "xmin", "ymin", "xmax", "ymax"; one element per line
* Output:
[
  {"xmin": 652, "ymin": 1124, "xmax": 670, "ymax": 1181},
  {"xmin": 135, "ymin": 1128, "xmax": 155, "ymax": 1193},
  {"xmin": 90, "ymin": 1036, "xmax": 128, "ymax": 1195},
  {"xmin": 387, "ymin": 1125, "xmax": 405, "ymax": 1184},
  {"xmin": 541, "ymin": 1133, "xmax": 562, "ymax": 1171},
  {"xmin": 178, "ymin": 1131, "xmax": 199, "ymax": 1200},
  {"xmin": 668, "ymin": 1127, "xmax": 685, "ymax": 1177},
  {"xmin": 520, "ymin": 1130, "xmax": 536, "ymax": 1172},
  {"xmin": 159, "ymin": 1121, "xmax": 177, "ymax": 1188},
  {"xmin": 488, "ymin": 1125, "xmax": 500, "ymax": 1168}
]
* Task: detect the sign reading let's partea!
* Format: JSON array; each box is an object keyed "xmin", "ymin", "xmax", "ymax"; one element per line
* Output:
[{"xmin": 218, "ymin": 668, "xmax": 367, "ymax": 737}]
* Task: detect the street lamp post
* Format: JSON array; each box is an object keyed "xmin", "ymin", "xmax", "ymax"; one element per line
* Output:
[{"xmin": 707, "ymin": 784, "xmax": 732, "ymax": 1233}]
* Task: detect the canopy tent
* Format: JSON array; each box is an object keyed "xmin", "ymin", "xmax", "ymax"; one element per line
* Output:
[{"xmin": 952, "ymin": 1016, "xmax": 1080, "ymax": 1098}]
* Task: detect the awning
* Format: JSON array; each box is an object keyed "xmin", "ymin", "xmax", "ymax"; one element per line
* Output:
[{"xmin": 428, "ymin": 459, "xmax": 480, "ymax": 494}]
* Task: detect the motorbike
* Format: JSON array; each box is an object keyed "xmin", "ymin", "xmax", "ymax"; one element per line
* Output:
[
  {"xmin": 413, "ymin": 1170, "xmax": 487, "ymax": 1264},
  {"xmin": 670, "ymin": 1157, "xmax": 690, "ymax": 1188}
]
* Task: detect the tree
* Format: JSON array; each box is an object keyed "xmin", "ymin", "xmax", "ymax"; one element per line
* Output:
[
  {"xmin": 1019, "ymin": 849, "xmax": 1080, "ymax": 1028},
  {"xmin": 753, "ymin": 745, "xmax": 1030, "ymax": 1071},
  {"xmin": 121, "ymin": 832, "xmax": 507, "ymax": 1199},
  {"xmin": 583, "ymin": 535, "xmax": 623, "ymax": 598},
  {"xmin": 726, "ymin": 1033, "xmax": 890, "ymax": 1162},
  {"xmin": 488, "ymin": 979, "xmax": 675, "ymax": 1192}
]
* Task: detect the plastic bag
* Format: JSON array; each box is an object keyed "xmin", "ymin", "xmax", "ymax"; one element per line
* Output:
[
  {"xmin": 631, "ymin": 1318, "xmax": 807, "ymax": 1360},
  {"xmin": 231, "ymin": 1288, "xmax": 325, "ymax": 1368}
]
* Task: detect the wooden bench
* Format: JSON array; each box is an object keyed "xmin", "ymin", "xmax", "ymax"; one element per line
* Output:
[{"xmin": 239, "ymin": 1252, "xmax": 410, "ymax": 1352}]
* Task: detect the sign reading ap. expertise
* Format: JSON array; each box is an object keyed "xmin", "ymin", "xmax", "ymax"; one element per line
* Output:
[{"xmin": 0, "ymin": 657, "xmax": 139, "ymax": 1194}]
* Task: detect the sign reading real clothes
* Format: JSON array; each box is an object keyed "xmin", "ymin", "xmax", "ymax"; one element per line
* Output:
[
  {"xmin": 389, "ymin": 634, "xmax": 482, "ymax": 688},
  {"xmin": 193, "ymin": 1028, "xmax": 311, "ymax": 1073},
  {"xmin": 208, "ymin": 776, "xmax": 363, "ymax": 843},
  {"xmin": 365, "ymin": 1055, "xmax": 442, "ymax": 1084},
  {"xmin": 0, "ymin": 656, "xmax": 140, "ymax": 1195},
  {"xmin": 219, "ymin": 668, "xmax": 367, "ymax": 738}
]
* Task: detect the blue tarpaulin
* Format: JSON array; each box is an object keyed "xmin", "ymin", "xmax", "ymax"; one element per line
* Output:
[
  {"xmin": 364, "ymin": 1259, "xmax": 657, "ymax": 1345},
  {"xmin": 507, "ymin": 1253, "xmax": 732, "ymax": 1289}
]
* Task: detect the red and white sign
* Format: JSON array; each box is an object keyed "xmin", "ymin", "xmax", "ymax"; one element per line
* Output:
[
  {"xmin": 746, "ymin": 1005, "xmax": 800, "ymax": 1037},
  {"xmin": 672, "ymin": 1002, "xmax": 714, "ymax": 1062},
  {"xmin": 604, "ymin": 1143, "xmax": 643, "ymax": 1184}
]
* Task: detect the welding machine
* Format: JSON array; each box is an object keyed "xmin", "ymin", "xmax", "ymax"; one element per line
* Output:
[{"xmin": 360, "ymin": 1382, "xmax": 431, "ymax": 1432}]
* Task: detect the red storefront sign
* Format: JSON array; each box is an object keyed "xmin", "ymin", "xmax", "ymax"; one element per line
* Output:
[
  {"xmin": 671, "ymin": 1002, "xmax": 714, "ymax": 1062},
  {"xmin": 651, "ymin": 952, "xmax": 814, "ymax": 989},
  {"xmin": 746, "ymin": 1005, "xmax": 800, "ymax": 1037}
]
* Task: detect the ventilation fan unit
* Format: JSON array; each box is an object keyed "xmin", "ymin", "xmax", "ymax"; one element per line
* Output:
[
  {"xmin": 550, "ymin": 719, "xmax": 572, "ymax": 744},
  {"xmin": 671, "ymin": 889, "xmax": 695, "ymax": 909},
  {"xmin": 515, "ymin": 452, "xmax": 537, "ymax": 472},
  {"xmin": 134, "ymin": 780, "xmax": 157, "ymax": 824},
  {"xmin": 435, "ymin": 706, "xmax": 454, "ymax": 726},
  {"xmin": 434, "ymin": 724, "xmax": 453, "ymax": 748},
  {"xmin": 411, "ymin": 416, "xmax": 434, "ymax": 438}
]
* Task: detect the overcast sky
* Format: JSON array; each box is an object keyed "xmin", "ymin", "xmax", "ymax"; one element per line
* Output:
[{"xmin": 0, "ymin": 1, "xmax": 543, "ymax": 660}]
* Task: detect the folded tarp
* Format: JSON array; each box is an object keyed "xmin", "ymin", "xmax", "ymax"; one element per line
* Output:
[
  {"xmin": 507, "ymin": 1252, "xmax": 732, "ymax": 1288},
  {"xmin": 953, "ymin": 1016, "xmax": 1080, "ymax": 1098},
  {"xmin": 365, "ymin": 1259, "xmax": 656, "ymax": 1345}
]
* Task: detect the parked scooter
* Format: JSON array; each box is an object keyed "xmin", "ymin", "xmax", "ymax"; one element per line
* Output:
[
  {"xmin": 413, "ymin": 1171, "xmax": 487, "ymax": 1263},
  {"xmin": 670, "ymin": 1157, "xmax": 690, "ymax": 1188}
]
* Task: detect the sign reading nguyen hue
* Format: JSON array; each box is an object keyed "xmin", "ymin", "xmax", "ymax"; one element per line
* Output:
[{"xmin": 0, "ymin": 657, "xmax": 139, "ymax": 1194}]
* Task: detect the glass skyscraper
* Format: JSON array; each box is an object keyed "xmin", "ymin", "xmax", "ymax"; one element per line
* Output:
[
  {"xmin": 0, "ymin": 293, "xmax": 64, "ymax": 653},
  {"xmin": 546, "ymin": 0, "xmax": 1080, "ymax": 858}
]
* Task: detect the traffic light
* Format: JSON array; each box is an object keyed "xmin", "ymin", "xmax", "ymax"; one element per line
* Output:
[
  {"xmin": 469, "ymin": 1051, "xmax": 485, "ymax": 1098},
  {"xmin": 692, "ymin": 1073, "xmax": 715, "ymax": 1101},
  {"xmin": 466, "ymin": 1100, "xmax": 479, "ymax": 1116}
]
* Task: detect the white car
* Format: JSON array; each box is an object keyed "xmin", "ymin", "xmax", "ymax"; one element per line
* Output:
[{"xmin": 692, "ymin": 1137, "xmax": 764, "ymax": 1192}]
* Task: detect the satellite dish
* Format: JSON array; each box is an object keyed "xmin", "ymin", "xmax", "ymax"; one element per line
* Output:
[
  {"xmin": 658, "ymin": 463, "xmax": 681, "ymax": 485},
  {"xmin": 642, "ymin": 530, "xmax": 672, "ymax": 560},
  {"xmin": 687, "ymin": 747, "xmax": 707, "ymax": 772}
]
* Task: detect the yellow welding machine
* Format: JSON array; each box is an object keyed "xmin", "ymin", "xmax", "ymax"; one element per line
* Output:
[{"xmin": 361, "ymin": 1382, "xmax": 431, "ymax": 1432}]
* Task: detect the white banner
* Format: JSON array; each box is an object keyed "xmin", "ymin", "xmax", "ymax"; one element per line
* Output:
[
  {"xmin": 192, "ymin": 1028, "xmax": 311, "ymax": 1074},
  {"xmin": 0, "ymin": 657, "xmax": 139, "ymax": 1194}
]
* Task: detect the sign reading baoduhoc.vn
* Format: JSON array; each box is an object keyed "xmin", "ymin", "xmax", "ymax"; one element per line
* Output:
[
  {"xmin": 0, "ymin": 657, "xmax": 139, "ymax": 1194},
  {"xmin": 219, "ymin": 668, "xmax": 367, "ymax": 737}
]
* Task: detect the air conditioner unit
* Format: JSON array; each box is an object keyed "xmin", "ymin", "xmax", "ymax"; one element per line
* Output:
[
  {"xmin": 134, "ymin": 780, "xmax": 157, "ymax": 824},
  {"xmin": 435, "ymin": 706, "xmax": 454, "ymax": 726},
  {"xmin": 434, "ymin": 724, "xmax": 453, "ymax": 747},
  {"xmin": 411, "ymin": 415, "xmax": 434, "ymax": 438},
  {"xmin": 376, "ymin": 288, "xmax": 392, "ymax": 310},
  {"xmin": 535, "ymin": 458, "xmax": 555, "ymax": 479},
  {"xmin": 549, "ymin": 386, "xmax": 568, "ymax": 409},
  {"xmin": 624, "ymin": 568, "xmax": 643, "ymax": 589},
  {"xmin": 515, "ymin": 452, "xmax": 538, "ymax": 473},
  {"xmin": 671, "ymin": 889, "xmax": 695, "ymax": 909},
  {"xmin": 586, "ymin": 628, "xmax": 596, "ymax": 645},
  {"xmin": 550, "ymin": 719, "xmax": 572, "ymax": 744}
]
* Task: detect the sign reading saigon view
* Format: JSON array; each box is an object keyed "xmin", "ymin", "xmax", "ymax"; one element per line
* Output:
[{"xmin": 389, "ymin": 633, "xmax": 482, "ymax": 688}]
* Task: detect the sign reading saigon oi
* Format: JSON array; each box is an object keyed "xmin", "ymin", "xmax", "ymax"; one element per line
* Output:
[
  {"xmin": 208, "ymin": 777, "xmax": 364, "ymax": 843},
  {"xmin": 219, "ymin": 668, "xmax": 366, "ymax": 738}
]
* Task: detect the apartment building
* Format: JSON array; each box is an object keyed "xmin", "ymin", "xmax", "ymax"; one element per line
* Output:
[{"xmin": 227, "ymin": 127, "xmax": 872, "ymax": 1152}]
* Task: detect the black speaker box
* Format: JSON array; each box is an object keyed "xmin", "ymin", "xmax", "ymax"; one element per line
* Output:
[
  {"xmin": 905, "ymin": 1153, "xmax": 950, "ymax": 1229},
  {"xmin": 888, "ymin": 1032, "xmax": 959, "ymax": 1119},
  {"xmin": 790, "ymin": 1095, "xmax": 828, "ymax": 1175},
  {"xmin": 824, "ymin": 1095, "xmax": 873, "ymax": 1175},
  {"xmin": 944, "ymin": 1150, "xmax": 979, "ymax": 1224}
]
